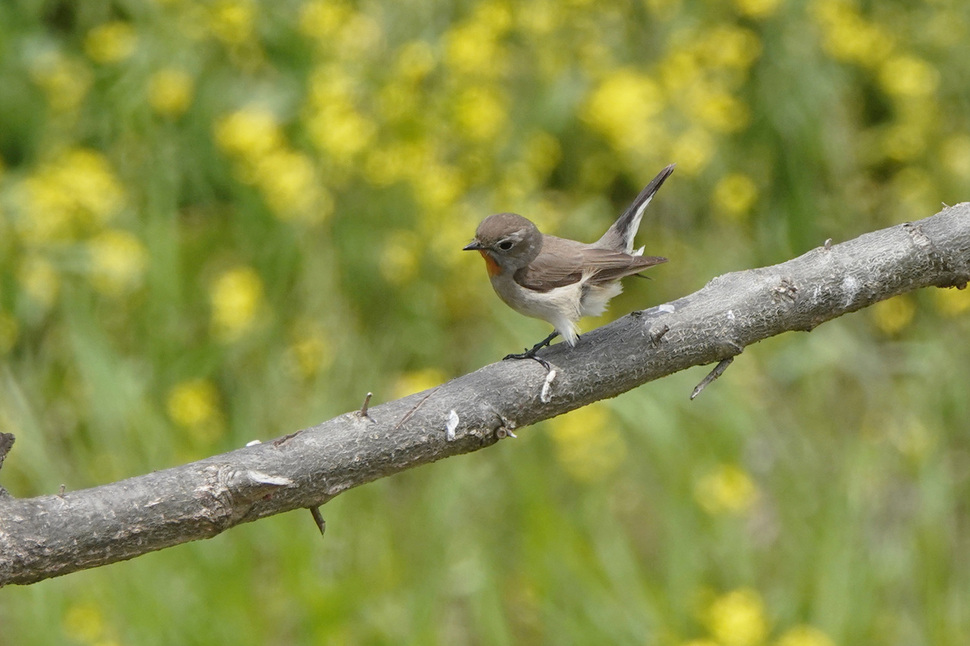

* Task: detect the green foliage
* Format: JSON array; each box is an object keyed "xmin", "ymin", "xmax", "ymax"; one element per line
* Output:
[{"xmin": 1, "ymin": 0, "xmax": 970, "ymax": 643}]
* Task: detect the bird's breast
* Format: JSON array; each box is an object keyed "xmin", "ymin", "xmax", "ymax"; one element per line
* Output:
[{"xmin": 478, "ymin": 250, "xmax": 501, "ymax": 277}]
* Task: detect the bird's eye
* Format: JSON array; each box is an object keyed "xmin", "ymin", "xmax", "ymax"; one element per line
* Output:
[{"xmin": 498, "ymin": 240, "xmax": 514, "ymax": 251}]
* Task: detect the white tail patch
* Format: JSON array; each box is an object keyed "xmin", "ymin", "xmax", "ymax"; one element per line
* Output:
[{"xmin": 622, "ymin": 194, "xmax": 655, "ymax": 252}]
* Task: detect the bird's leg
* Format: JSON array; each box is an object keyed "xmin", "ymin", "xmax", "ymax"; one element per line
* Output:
[{"xmin": 503, "ymin": 331, "xmax": 559, "ymax": 370}]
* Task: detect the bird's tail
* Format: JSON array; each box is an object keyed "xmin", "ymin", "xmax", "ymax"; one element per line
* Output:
[{"xmin": 594, "ymin": 163, "xmax": 675, "ymax": 254}]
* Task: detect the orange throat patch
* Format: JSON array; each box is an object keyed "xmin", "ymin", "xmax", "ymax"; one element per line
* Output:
[{"xmin": 478, "ymin": 250, "xmax": 501, "ymax": 277}]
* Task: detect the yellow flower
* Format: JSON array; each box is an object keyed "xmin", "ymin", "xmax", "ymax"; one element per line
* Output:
[
  {"xmin": 443, "ymin": 6, "xmax": 509, "ymax": 78},
  {"xmin": 166, "ymin": 379, "xmax": 225, "ymax": 444},
  {"xmin": 210, "ymin": 266, "xmax": 265, "ymax": 341},
  {"xmin": 775, "ymin": 625, "xmax": 836, "ymax": 646},
  {"xmin": 214, "ymin": 106, "xmax": 332, "ymax": 221},
  {"xmin": 255, "ymin": 149, "xmax": 328, "ymax": 221},
  {"xmin": 214, "ymin": 106, "xmax": 283, "ymax": 159},
  {"xmin": 333, "ymin": 12, "xmax": 384, "ymax": 59},
  {"xmin": 380, "ymin": 230, "xmax": 421, "ymax": 285},
  {"xmin": 523, "ymin": 131, "xmax": 562, "ymax": 178},
  {"xmin": 298, "ymin": 0, "xmax": 352, "ymax": 38},
  {"xmin": 377, "ymin": 81, "xmax": 421, "ymax": 123},
  {"xmin": 582, "ymin": 69, "xmax": 666, "ymax": 152},
  {"xmin": 395, "ymin": 40, "xmax": 436, "ymax": 82},
  {"xmin": 670, "ymin": 127, "xmax": 715, "ymax": 176},
  {"xmin": 941, "ymin": 134, "xmax": 970, "ymax": 178},
  {"xmin": 548, "ymin": 405, "xmax": 626, "ymax": 482},
  {"xmin": 733, "ymin": 0, "xmax": 783, "ymax": 19},
  {"xmin": 364, "ymin": 141, "xmax": 427, "ymax": 186},
  {"xmin": 62, "ymin": 601, "xmax": 107, "ymax": 643},
  {"xmin": 0, "ymin": 312, "xmax": 18, "ymax": 354},
  {"xmin": 706, "ymin": 588, "xmax": 769, "ymax": 646},
  {"xmin": 28, "ymin": 52, "xmax": 92, "ymax": 112},
  {"xmin": 17, "ymin": 149, "xmax": 125, "ymax": 242},
  {"xmin": 208, "ymin": 0, "xmax": 255, "ymax": 46},
  {"xmin": 426, "ymin": 211, "xmax": 476, "ymax": 271},
  {"xmin": 302, "ymin": 70, "xmax": 376, "ymax": 162},
  {"xmin": 871, "ymin": 294, "xmax": 915, "ymax": 335},
  {"xmin": 86, "ymin": 229, "xmax": 149, "ymax": 296},
  {"xmin": 286, "ymin": 319, "xmax": 333, "ymax": 379},
  {"xmin": 148, "ymin": 68, "xmax": 194, "ymax": 116},
  {"xmin": 698, "ymin": 25, "xmax": 763, "ymax": 69},
  {"xmin": 517, "ymin": 0, "xmax": 564, "ymax": 35},
  {"xmin": 304, "ymin": 102, "xmax": 377, "ymax": 163},
  {"xmin": 881, "ymin": 121, "xmax": 926, "ymax": 162},
  {"xmin": 879, "ymin": 55, "xmax": 940, "ymax": 98},
  {"xmin": 934, "ymin": 286, "xmax": 970, "ymax": 317},
  {"xmin": 714, "ymin": 173, "xmax": 759, "ymax": 219},
  {"xmin": 810, "ymin": 0, "xmax": 894, "ymax": 68},
  {"xmin": 84, "ymin": 21, "xmax": 138, "ymax": 63},
  {"xmin": 167, "ymin": 379, "xmax": 221, "ymax": 428},
  {"xmin": 687, "ymin": 84, "xmax": 751, "ymax": 133},
  {"xmin": 453, "ymin": 86, "xmax": 510, "ymax": 142},
  {"xmin": 695, "ymin": 464, "xmax": 758, "ymax": 514},
  {"xmin": 409, "ymin": 163, "xmax": 464, "ymax": 211},
  {"xmin": 660, "ymin": 50, "xmax": 701, "ymax": 94}
]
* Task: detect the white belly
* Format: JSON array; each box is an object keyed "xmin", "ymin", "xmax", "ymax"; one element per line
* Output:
[{"xmin": 488, "ymin": 273, "xmax": 624, "ymax": 346}]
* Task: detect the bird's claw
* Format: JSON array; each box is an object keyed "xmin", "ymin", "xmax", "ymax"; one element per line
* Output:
[
  {"xmin": 502, "ymin": 331, "xmax": 558, "ymax": 371},
  {"xmin": 503, "ymin": 348, "xmax": 552, "ymax": 372}
]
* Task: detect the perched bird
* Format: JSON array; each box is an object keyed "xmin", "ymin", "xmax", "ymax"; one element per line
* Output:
[{"xmin": 463, "ymin": 164, "xmax": 674, "ymax": 363}]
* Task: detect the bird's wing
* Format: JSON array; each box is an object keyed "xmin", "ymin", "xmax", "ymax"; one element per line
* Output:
[
  {"xmin": 513, "ymin": 237, "xmax": 586, "ymax": 292},
  {"xmin": 582, "ymin": 249, "xmax": 667, "ymax": 285},
  {"xmin": 514, "ymin": 237, "xmax": 666, "ymax": 292}
]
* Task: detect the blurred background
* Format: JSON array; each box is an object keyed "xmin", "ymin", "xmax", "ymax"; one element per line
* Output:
[{"xmin": 1, "ymin": 0, "xmax": 969, "ymax": 644}]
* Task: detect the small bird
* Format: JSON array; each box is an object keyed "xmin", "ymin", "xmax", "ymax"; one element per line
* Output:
[{"xmin": 464, "ymin": 164, "xmax": 674, "ymax": 364}]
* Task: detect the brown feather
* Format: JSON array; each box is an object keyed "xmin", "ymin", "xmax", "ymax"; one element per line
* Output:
[{"xmin": 513, "ymin": 235, "xmax": 667, "ymax": 293}]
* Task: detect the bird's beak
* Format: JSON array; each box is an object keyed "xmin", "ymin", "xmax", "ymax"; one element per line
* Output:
[{"xmin": 463, "ymin": 240, "xmax": 484, "ymax": 251}]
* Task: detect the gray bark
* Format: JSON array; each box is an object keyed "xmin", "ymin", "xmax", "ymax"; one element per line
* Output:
[{"xmin": 1, "ymin": 203, "xmax": 969, "ymax": 587}]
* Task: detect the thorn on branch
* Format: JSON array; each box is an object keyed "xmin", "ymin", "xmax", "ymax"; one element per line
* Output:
[
  {"xmin": 309, "ymin": 506, "xmax": 326, "ymax": 539},
  {"xmin": 496, "ymin": 427, "xmax": 517, "ymax": 439},
  {"xmin": 649, "ymin": 324, "xmax": 670, "ymax": 346},
  {"xmin": 356, "ymin": 392, "xmax": 375, "ymax": 422},
  {"xmin": 690, "ymin": 357, "xmax": 735, "ymax": 400},
  {"xmin": 823, "ymin": 238, "xmax": 833, "ymax": 251}
]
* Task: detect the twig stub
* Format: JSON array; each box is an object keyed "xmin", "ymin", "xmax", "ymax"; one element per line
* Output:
[
  {"xmin": 357, "ymin": 392, "xmax": 375, "ymax": 422},
  {"xmin": 309, "ymin": 506, "xmax": 326, "ymax": 538},
  {"xmin": 690, "ymin": 357, "xmax": 735, "ymax": 400}
]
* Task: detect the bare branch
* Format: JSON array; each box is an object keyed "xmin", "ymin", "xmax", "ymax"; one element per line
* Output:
[{"xmin": 1, "ymin": 204, "xmax": 968, "ymax": 587}]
